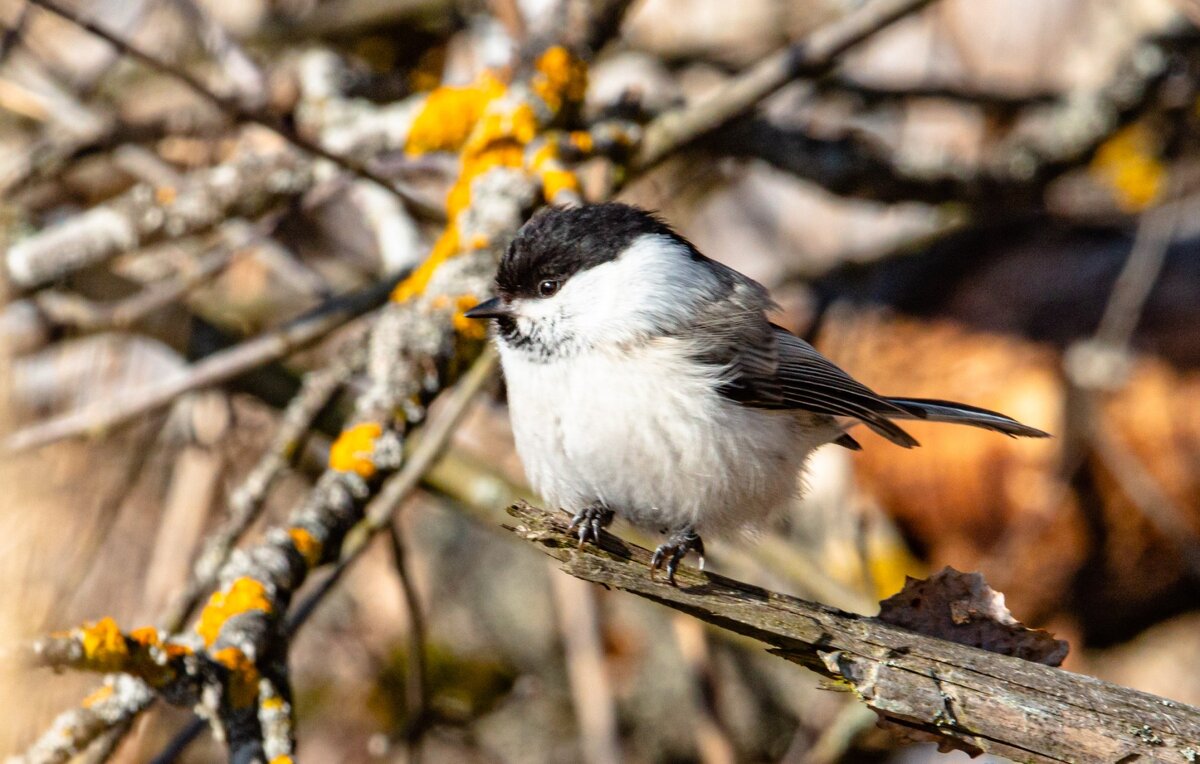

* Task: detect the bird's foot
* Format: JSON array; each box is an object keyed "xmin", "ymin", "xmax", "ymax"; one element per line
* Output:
[
  {"xmin": 568, "ymin": 504, "xmax": 614, "ymax": 548},
  {"xmin": 650, "ymin": 528, "xmax": 705, "ymax": 586}
]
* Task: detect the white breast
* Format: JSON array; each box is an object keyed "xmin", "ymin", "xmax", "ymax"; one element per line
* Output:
[{"xmin": 498, "ymin": 337, "xmax": 831, "ymax": 536}]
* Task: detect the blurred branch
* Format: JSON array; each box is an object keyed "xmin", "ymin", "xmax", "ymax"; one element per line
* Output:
[
  {"xmin": 711, "ymin": 31, "xmax": 1188, "ymax": 208},
  {"xmin": 632, "ymin": 0, "xmax": 937, "ymax": 171},
  {"xmin": 504, "ymin": 501, "xmax": 1200, "ymax": 762},
  {"xmin": 2, "ymin": 277, "xmax": 394, "ymax": 453},
  {"xmin": 24, "ymin": 0, "xmax": 441, "ymax": 219},
  {"xmin": 817, "ymin": 74, "xmax": 1058, "ymax": 109},
  {"xmin": 166, "ymin": 0, "xmax": 267, "ymax": 110},
  {"xmin": 550, "ymin": 572, "xmax": 623, "ymax": 764}
]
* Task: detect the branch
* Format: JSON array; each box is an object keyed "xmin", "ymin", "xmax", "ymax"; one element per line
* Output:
[
  {"xmin": 504, "ymin": 501, "xmax": 1200, "ymax": 763},
  {"xmin": 4, "ymin": 148, "xmax": 311, "ymax": 291},
  {"xmin": 632, "ymin": 0, "xmax": 936, "ymax": 171},
  {"xmin": 2, "ymin": 277, "xmax": 393, "ymax": 453}
]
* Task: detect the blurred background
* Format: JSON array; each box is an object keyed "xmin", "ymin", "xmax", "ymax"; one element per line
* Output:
[{"xmin": 1, "ymin": 0, "xmax": 1199, "ymax": 761}]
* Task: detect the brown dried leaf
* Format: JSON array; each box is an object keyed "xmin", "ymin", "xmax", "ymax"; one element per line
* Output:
[{"xmin": 877, "ymin": 567, "xmax": 1069, "ymax": 666}]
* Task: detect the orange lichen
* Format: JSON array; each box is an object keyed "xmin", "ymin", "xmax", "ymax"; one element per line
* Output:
[
  {"xmin": 82, "ymin": 685, "xmax": 115, "ymax": 708},
  {"xmin": 262, "ymin": 695, "xmax": 287, "ymax": 711},
  {"xmin": 328, "ymin": 422, "xmax": 384, "ymax": 478},
  {"xmin": 269, "ymin": 757, "xmax": 295, "ymax": 764},
  {"xmin": 568, "ymin": 130, "xmax": 594, "ymax": 154},
  {"xmin": 212, "ymin": 646, "xmax": 260, "ymax": 708},
  {"xmin": 288, "ymin": 527, "xmax": 323, "ymax": 568},
  {"xmin": 80, "ymin": 617, "xmax": 129, "ymax": 671},
  {"xmin": 129, "ymin": 626, "xmax": 160, "ymax": 646},
  {"xmin": 405, "ymin": 73, "xmax": 506, "ymax": 156},
  {"xmin": 154, "ymin": 186, "xmax": 177, "ymax": 205},
  {"xmin": 1091, "ymin": 124, "xmax": 1165, "ymax": 211},
  {"xmin": 197, "ymin": 577, "xmax": 272, "ymax": 647}
]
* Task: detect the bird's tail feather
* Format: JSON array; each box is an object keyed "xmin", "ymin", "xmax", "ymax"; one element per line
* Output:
[{"xmin": 884, "ymin": 397, "xmax": 1050, "ymax": 439}]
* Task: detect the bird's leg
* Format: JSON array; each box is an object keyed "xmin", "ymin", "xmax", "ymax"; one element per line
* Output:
[
  {"xmin": 568, "ymin": 503, "xmax": 614, "ymax": 548},
  {"xmin": 650, "ymin": 527, "xmax": 705, "ymax": 586}
]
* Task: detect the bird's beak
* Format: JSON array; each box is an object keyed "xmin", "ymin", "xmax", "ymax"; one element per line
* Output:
[{"xmin": 464, "ymin": 296, "xmax": 511, "ymax": 320}]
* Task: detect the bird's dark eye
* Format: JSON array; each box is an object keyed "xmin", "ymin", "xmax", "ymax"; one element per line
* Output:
[{"xmin": 537, "ymin": 279, "xmax": 560, "ymax": 297}]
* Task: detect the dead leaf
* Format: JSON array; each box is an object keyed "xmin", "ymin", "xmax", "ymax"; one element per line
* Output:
[{"xmin": 877, "ymin": 567, "xmax": 1069, "ymax": 666}]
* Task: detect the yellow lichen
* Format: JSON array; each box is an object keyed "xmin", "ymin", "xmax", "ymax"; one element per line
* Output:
[
  {"xmin": 269, "ymin": 757, "xmax": 295, "ymax": 764},
  {"xmin": 531, "ymin": 46, "xmax": 588, "ymax": 114},
  {"xmin": 212, "ymin": 646, "xmax": 260, "ymax": 708},
  {"xmin": 1091, "ymin": 124, "xmax": 1165, "ymax": 211},
  {"xmin": 450, "ymin": 295, "xmax": 488, "ymax": 339},
  {"xmin": 391, "ymin": 227, "xmax": 460, "ymax": 302},
  {"xmin": 538, "ymin": 168, "xmax": 579, "ymax": 202},
  {"xmin": 82, "ymin": 685, "xmax": 115, "ymax": 708},
  {"xmin": 405, "ymin": 73, "xmax": 506, "ymax": 156},
  {"xmin": 392, "ymin": 46, "xmax": 587, "ymax": 309},
  {"xmin": 328, "ymin": 422, "xmax": 384, "ymax": 478},
  {"xmin": 262, "ymin": 695, "xmax": 287, "ymax": 711},
  {"xmin": 196, "ymin": 577, "xmax": 272, "ymax": 647},
  {"xmin": 288, "ymin": 527, "xmax": 323, "ymax": 568},
  {"xmin": 80, "ymin": 617, "xmax": 129, "ymax": 671}
]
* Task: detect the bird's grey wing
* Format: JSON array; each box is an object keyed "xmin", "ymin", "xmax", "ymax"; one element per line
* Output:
[{"xmin": 707, "ymin": 321, "xmax": 921, "ymax": 448}]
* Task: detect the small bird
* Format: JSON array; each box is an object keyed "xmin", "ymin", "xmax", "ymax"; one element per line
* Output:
[{"xmin": 467, "ymin": 203, "xmax": 1048, "ymax": 584}]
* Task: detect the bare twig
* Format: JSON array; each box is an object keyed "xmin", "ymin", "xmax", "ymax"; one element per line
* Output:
[
  {"xmin": 388, "ymin": 521, "xmax": 430, "ymax": 753},
  {"xmin": 166, "ymin": 0, "xmax": 267, "ymax": 110},
  {"xmin": 25, "ymin": 0, "xmax": 441, "ymax": 219},
  {"xmin": 632, "ymin": 0, "xmax": 936, "ymax": 171},
  {"xmin": 505, "ymin": 501, "xmax": 1200, "ymax": 762},
  {"xmin": 3, "ymin": 278, "xmax": 394, "ymax": 453},
  {"xmin": 1092, "ymin": 196, "xmax": 1185, "ymax": 351}
]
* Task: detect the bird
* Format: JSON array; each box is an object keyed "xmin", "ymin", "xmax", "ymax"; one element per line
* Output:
[{"xmin": 466, "ymin": 202, "xmax": 1049, "ymax": 584}]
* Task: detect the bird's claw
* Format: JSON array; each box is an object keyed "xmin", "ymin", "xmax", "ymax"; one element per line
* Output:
[
  {"xmin": 650, "ymin": 529, "xmax": 705, "ymax": 586},
  {"xmin": 569, "ymin": 504, "xmax": 614, "ymax": 548}
]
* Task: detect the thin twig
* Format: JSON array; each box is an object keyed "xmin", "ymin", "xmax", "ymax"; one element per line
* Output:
[
  {"xmin": 25, "ymin": 0, "xmax": 442, "ymax": 220},
  {"xmin": 1092, "ymin": 195, "xmax": 1185, "ymax": 351},
  {"xmin": 158, "ymin": 347, "xmax": 365, "ymax": 631},
  {"xmin": 31, "ymin": 223, "xmax": 257, "ymax": 335},
  {"xmin": 388, "ymin": 520, "xmax": 430, "ymax": 756},
  {"xmin": 3, "ymin": 277, "xmax": 396, "ymax": 453}
]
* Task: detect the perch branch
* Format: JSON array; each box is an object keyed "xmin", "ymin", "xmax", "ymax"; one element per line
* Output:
[{"xmin": 504, "ymin": 501, "xmax": 1200, "ymax": 763}]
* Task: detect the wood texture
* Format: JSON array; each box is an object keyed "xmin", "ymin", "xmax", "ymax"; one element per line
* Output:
[{"xmin": 504, "ymin": 501, "xmax": 1200, "ymax": 762}]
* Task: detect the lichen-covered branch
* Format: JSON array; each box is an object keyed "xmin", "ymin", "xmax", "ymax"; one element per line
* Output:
[
  {"xmin": 504, "ymin": 501, "xmax": 1200, "ymax": 763},
  {"xmin": 4, "ymin": 146, "xmax": 312, "ymax": 290}
]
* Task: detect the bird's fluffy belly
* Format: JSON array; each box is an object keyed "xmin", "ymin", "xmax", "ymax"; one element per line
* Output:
[{"xmin": 500, "ymin": 340, "xmax": 823, "ymax": 535}]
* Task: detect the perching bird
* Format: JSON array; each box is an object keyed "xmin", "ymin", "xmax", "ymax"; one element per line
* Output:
[{"xmin": 466, "ymin": 203, "xmax": 1049, "ymax": 584}]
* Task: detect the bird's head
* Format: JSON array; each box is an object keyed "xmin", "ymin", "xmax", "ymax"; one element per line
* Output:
[{"xmin": 467, "ymin": 203, "xmax": 730, "ymax": 359}]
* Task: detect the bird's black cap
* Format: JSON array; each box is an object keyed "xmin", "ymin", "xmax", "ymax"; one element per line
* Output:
[{"xmin": 495, "ymin": 203, "xmax": 684, "ymax": 298}]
